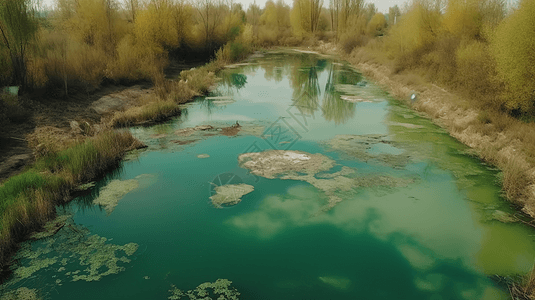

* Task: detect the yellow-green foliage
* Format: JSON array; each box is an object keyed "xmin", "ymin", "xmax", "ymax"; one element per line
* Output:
[
  {"xmin": 64, "ymin": 0, "xmax": 128, "ymax": 55},
  {"xmin": 385, "ymin": 1, "xmax": 441, "ymax": 59},
  {"xmin": 133, "ymin": 0, "xmax": 193, "ymax": 55},
  {"xmin": 366, "ymin": 13, "xmax": 386, "ymax": 36},
  {"xmin": 442, "ymin": 0, "xmax": 482, "ymax": 39},
  {"xmin": 455, "ymin": 40, "xmax": 496, "ymax": 98},
  {"xmin": 491, "ymin": 0, "xmax": 535, "ymax": 113}
]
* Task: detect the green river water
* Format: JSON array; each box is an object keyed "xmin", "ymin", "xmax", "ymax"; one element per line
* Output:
[{"xmin": 2, "ymin": 51, "xmax": 535, "ymax": 300}]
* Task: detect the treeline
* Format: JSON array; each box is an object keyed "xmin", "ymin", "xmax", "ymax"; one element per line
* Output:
[
  {"xmin": 0, "ymin": 0, "xmax": 254, "ymax": 94},
  {"xmin": 344, "ymin": 0, "xmax": 535, "ymax": 117},
  {"xmin": 0, "ymin": 0, "xmax": 534, "ymax": 116}
]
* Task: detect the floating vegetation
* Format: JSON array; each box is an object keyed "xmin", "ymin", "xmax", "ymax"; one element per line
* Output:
[
  {"xmin": 29, "ymin": 214, "xmax": 71, "ymax": 240},
  {"xmin": 197, "ymin": 154, "xmax": 210, "ymax": 159},
  {"xmin": 318, "ymin": 276, "xmax": 351, "ymax": 290},
  {"xmin": 210, "ymin": 184, "xmax": 254, "ymax": 208},
  {"xmin": 168, "ymin": 279, "xmax": 240, "ymax": 300},
  {"xmin": 75, "ymin": 182, "xmax": 96, "ymax": 191},
  {"xmin": 238, "ymin": 150, "xmax": 336, "ymax": 179},
  {"xmin": 0, "ymin": 287, "xmax": 40, "ymax": 300},
  {"xmin": 238, "ymin": 150, "xmax": 414, "ymax": 211},
  {"xmin": 323, "ymin": 135, "xmax": 411, "ymax": 168},
  {"xmin": 93, "ymin": 179, "xmax": 139, "ymax": 214},
  {"xmin": 5, "ymin": 214, "xmax": 139, "ymax": 288}
]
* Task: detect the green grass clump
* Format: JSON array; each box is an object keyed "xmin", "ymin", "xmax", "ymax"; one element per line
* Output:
[{"xmin": 0, "ymin": 172, "xmax": 46, "ymax": 215}]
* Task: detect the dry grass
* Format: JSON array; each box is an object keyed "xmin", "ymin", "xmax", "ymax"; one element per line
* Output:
[{"xmin": 110, "ymin": 98, "xmax": 181, "ymax": 128}]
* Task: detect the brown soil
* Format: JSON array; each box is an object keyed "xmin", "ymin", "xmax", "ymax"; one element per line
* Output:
[
  {"xmin": 0, "ymin": 84, "xmax": 136, "ymax": 182},
  {"xmin": 0, "ymin": 59, "xmax": 207, "ymax": 184}
]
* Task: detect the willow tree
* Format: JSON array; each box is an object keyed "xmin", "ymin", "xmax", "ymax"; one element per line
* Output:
[{"xmin": 0, "ymin": 0, "xmax": 38, "ymax": 88}]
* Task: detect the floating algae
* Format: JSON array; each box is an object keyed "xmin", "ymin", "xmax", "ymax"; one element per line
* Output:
[
  {"xmin": 93, "ymin": 179, "xmax": 139, "ymax": 215},
  {"xmin": 210, "ymin": 184, "xmax": 254, "ymax": 207},
  {"xmin": 323, "ymin": 135, "xmax": 411, "ymax": 168},
  {"xmin": 318, "ymin": 276, "xmax": 351, "ymax": 290},
  {"xmin": 30, "ymin": 214, "xmax": 72, "ymax": 240},
  {"xmin": 75, "ymin": 182, "xmax": 96, "ymax": 191},
  {"xmin": 5, "ymin": 213, "xmax": 139, "ymax": 289},
  {"xmin": 238, "ymin": 150, "xmax": 414, "ymax": 211},
  {"xmin": 0, "ymin": 287, "xmax": 40, "ymax": 300},
  {"xmin": 238, "ymin": 150, "xmax": 336, "ymax": 179},
  {"xmin": 168, "ymin": 279, "xmax": 240, "ymax": 300}
]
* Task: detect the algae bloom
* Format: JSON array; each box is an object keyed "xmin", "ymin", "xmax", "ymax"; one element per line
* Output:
[
  {"xmin": 210, "ymin": 183, "xmax": 254, "ymax": 208},
  {"xmin": 93, "ymin": 173, "xmax": 158, "ymax": 215},
  {"xmin": 168, "ymin": 279, "xmax": 240, "ymax": 300}
]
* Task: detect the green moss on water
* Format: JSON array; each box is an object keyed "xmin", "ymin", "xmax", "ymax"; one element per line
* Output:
[
  {"xmin": 168, "ymin": 279, "xmax": 240, "ymax": 300},
  {"xmin": 0, "ymin": 287, "xmax": 40, "ymax": 300},
  {"xmin": 4, "ymin": 214, "xmax": 139, "ymax": 287}
]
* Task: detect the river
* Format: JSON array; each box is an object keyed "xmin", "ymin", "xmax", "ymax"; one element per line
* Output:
[{"xmin": 1, "ymin": 50, "xmax": 533, "ymax": 300}]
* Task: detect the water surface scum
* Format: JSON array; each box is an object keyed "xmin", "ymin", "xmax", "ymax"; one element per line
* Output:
[
  {"xmin": 1, "ymin": 213, "xmax": 139, "ymax": 295},
  {"xmin": 238, "ymin": 150, "xmax": 416, "ymax": 211},
  {"xmin": 168, "ymin": 279, "xmax": 240, "ymax": 300},
  {"xmin": 210, "ymin": 184, "xmax": 255, "ymax": 208}
]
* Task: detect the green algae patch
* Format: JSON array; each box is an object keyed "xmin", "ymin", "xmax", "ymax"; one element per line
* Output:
[
  {"xmin": 318, "ymin": 276, "xmax": 351, "ymax": 290},
  {"xmin": 93, "ymin": 179, "xmax": 139, "ymax": 215},
  {"xmin": 168, "ymin": 279, "xmax": 240, "ymax": 300},
  {"xmin": 238, "ymin": 150, "xmax": 415, "ymax": 211},
  {"xmin": 75, "ymin": 182, "xmax": 96, "ymax": 191},
  {"xmin": 4, "ymin": 213, "xmax": 139, "ymax": 288},
  {"xmin": 29, "ymin": 214, "xmax": 72, "ymax": 240},
  {"xmin": 238, "ymin": 150, "xmax": 336, "ymax": 179},
  {"xmin": 210, "ymin": 184, "xmax": 254, "ymax": 208},
  {"xmin": 0, "ymin": 287, "xmax": 40, "ymax": 300},
  {"xmin": 323, "ymin": 134, "xmax": 411, "ymax": 168}
]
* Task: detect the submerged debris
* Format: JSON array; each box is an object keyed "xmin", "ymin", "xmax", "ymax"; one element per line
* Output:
[
  {"xmin": 168, "ymin": 279, "xmax": 240, "ymax": 300},
  {"xmin": 210, "ymin": 184, "xmax": 254, "ymax": 207}
]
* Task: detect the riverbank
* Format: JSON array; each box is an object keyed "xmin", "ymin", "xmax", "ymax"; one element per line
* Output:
[{"xmin": 0, "ymin": 49, "xmax": 250, "ymax": 276}]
